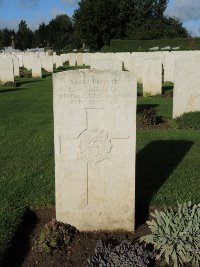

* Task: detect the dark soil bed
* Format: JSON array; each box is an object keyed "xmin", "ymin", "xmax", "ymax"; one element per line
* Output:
[
  {"xmin": 137, "ymin": 118, "xmax": 170, "ymax": 130},
  {"xmin": 2, "ymin": 209, "xmax": 150, "ymax": 267}
]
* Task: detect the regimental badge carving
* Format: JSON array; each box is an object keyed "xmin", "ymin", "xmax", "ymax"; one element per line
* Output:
[{"xmin": 78, "ymin": 130, "xmax": 113, "ymax": 164}]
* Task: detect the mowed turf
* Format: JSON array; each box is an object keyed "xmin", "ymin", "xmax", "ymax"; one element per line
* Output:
[{"xmin": 0, "ymin": 72, "xmax": 200, "ymax": 257}]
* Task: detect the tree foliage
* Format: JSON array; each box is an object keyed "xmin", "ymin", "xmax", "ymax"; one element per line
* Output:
[
  {"xmin": 15, "ymin": 20, "xmax": 33, "ymax": 50},
  {"xmin": 74, "ymin": 0, "xmax": 189, "ymax": 49}
]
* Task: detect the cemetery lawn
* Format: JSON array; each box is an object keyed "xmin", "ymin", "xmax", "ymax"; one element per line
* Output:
[{"xmin": 0, "ymin": 73, "xmax": 200, "ymax": 258}]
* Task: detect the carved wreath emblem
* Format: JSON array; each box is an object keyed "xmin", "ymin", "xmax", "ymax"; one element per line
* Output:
[{"xmin": 78, "ymin": 130, "xmax": 112, "ymax": 164}]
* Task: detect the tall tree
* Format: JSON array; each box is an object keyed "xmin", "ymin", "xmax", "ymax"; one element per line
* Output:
[
  {"xmin": 15, "ymin": 20, "xmax": 33, "ymax": 50},
  {"xmin": 73, "ymin": 0, "xmax": 120, "ymax": 50},
  {"xmin": 0, "ymin": 28, "xmax": 15, "ymax": 48},
  {"xmin": 47, "ymin": 14, "xmax": 74, "ymax": 49}
]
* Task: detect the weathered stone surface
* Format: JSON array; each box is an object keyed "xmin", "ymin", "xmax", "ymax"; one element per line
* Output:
[
  {"xmin": 41, "ymin": 56, "xmax": 53, "ymax": 73},
  {"xmin": 0, "ymin": 57, "xmax": 14, "ymax": 84},
  {"xmin": 53, "ymin": 69, "xmax": 136, "ymax": 232},
  {"xmin": 132, "ymin": 56, "xmax": 145, "ymax": 83},
  {"xmin": 32, "ymin": 58, "xmax": 42, "ymax": 78},
  {"xmin": 76, "ymin": 53, "xmax": 83, "ymax": 66},
  {"xmin": 54, "ymin": 55, "xmax": 63, "ymax": 69},
  {"xmin": 91, "ymin": 59, "xmax": 123, "ymax": 71},
  {"xmin": 13, "ymin": 57, "xmax": 20, "ymax": 77},
  {"xmin": 83, "ymin": 53, "xmax": 91, "ymax": 66},
  {"xmin": 143, "ymin": 58, "xmax": 162, "ymax": 95},
  {"xmin": 69, "ymin": 53, "xmax": 76, "ymax": 66},
  {"xmin": 173, "ymin": 57, "xmax": 200, "ymax": 118}
]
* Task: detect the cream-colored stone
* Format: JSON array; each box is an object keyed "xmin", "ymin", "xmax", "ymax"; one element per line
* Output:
[
  {"xmin": 54, "ymin": 55, "xmax": 63, "ymax": 69},
  {"xmin": 32, "ymin": 58, "xmax": 42, "ymax": 78},
  {"xmin": 83, "ymin": 53, "xmax": 91, "ymax": 66},
  {"xmin": 16, "ymin": 54, "xmax": 23, "ymax": 67},
  {"xmin": 0, "ymin": 57, "xmax": 14, "ymax": 84},
  {"xmin": 132, "ymin": 56, "xmax": 145, "ymax": 83},
  {"xmin": 143, "ymin": 58, "xmax": 162, "ymax": 95},
  {"xmin": 76, "ymin": 53, "xmax": 83, "ymax": 66},
  {"xmin": 173, "ymin": 57, "xmax": 200, "ymax": 118},
  {"xmin": 91, "ymin": 59, "xmax": 123, "ymax": 71},
  {"xmin": 61, "ymin": 54, "xmax": 69, "ymax": 63},
  {"xmin": 53, "ymin": 69, "xmax": 136, "ymax": 232},
  {"xmin": 69, "ymin": 53, "xmax": 76, "ymax": 66},
  {"xmin": 41, "ymin": 56, "xmax": 53, "ymax": 73},
  {"xmin": 13, "ymin": 57, "xmax": 20, "ymax": 77}
]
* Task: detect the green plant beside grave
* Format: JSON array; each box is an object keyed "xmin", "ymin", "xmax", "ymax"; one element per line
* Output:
[
  {"xmin": 141, "ymin": 202, "xmax": 200, "ymax": 267},
  {"xmin": 36, "ymin": 219, "xmax": 78, "ymax": 253},
  {"xmin": 87, "ymin": 240, "xmax": 156, "ymax": 267},
  {"xmin": 176, "ymin": 112, "xmax": 200, "ymax": 130},
  {"xmin": 139, "ymin": 108, "xmax": 162, "ymax": 126}
]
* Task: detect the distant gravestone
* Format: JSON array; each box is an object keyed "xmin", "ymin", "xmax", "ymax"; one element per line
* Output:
[
  {"xmin": 0, "ymin": 57, "xmax": 14, "ymax": 84},
  {"xmin": 149, "ymin": 47, "xmax": 159, "ymax": 51},
  {"xmin": 13, "ymin": 57, "xmax": 20, "ymax": 77},
  {"xmin": 83, "ymin": 53, "xmax": 91, "ymax": 66},
  {"xmin": 76, "ymin": 53, "xmax": 83, "ymax": 66},
  {"xmin": 69, "ymin": 53, "xmax": 76, "ymax": 67},
  {"xmin": 16, "ymin": 54, "xmax": 23, "ymax": 67},
  {"xmin": 91, "ymin": 59, "xmax": 123, "ymax": 71},
  {"xmin": 143, "ymin": 58, "xmax": 162, "ymax": 95},
  {"xmin": 55, "ymin": 56, "xmax": 63, "ymax": 69},
  {"xmin": 41, "ymin": 56, "xmax": 53, "ymax": 73},
  {"xmin": 32, "ymin": 58, "xmax": 42, "ymax": 78},
  {"xmin": 133, "ymin": 56, "xmax": 145, "ymax": 83},
  {"xmin": 161, "ymin": 46, "xmax": 171, "ymax": 51},
  {"xmin": 53, "ymin": 69, "xmax": 136, "ymax": 231},
  {"xmin": 173, "ymin": 57, "xmax": 200, "ymax": 118}
]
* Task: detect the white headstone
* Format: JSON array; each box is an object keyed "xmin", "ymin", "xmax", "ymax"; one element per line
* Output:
[
  {"xmin": 0, "ymin": 57, "xmax": 14, "ymax": 84},
  {"xmin": 173, "ymin": 57, "xmax": 200, "ymax": 118},
  {"xmin": 53, "ymin": 69, "xmax": 136, "ymax": 232},
  {"xmin": 13, "ymin": 57, "xmax": 20, "ymax": 77},
  {"xmin": 76, "ymin": 53, "xmax": 83, "ymax": 66},
  {"xmin": 143, "ymin": 58, "xmax": 162, "ymax": 95},
  {"xmin": 83, "ymin": 53, "xmax": 91, "ymax": 66},
  {"xmin": 54, "ymin": 55, "xmax": 63, "ymax": 69},
  {"xmin": 32, "ymin": 58, "xmax": 42, "ymax": 78},
  {"xmin": 41, "ymin": 56, "xmax": 53, "ymax": 73},
  {"xmin": 69, "ymin": 53, "xmax": 76, "ymax": 67}
]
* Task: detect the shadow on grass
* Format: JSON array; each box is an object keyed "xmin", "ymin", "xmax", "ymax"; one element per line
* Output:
[
  {"xmin": 135, "ymin": 140, "xmax": 193, "ymax": 227},
  {"xmin": 2, "ymin": 209, "xmax": 38, "ymax": 267},
  {"xmin": 16, "ymin": 79, "xmax": 43, "ymax": 87},
  {"xmin": 0, "ymin": 87, "xmax": 29, "ymax": 94},
  {"xmin": 42, "ymin": 73, "xmax": 52, "ymax": 78},
  {"xmin": 137, "ymin": 104, "xmax": 158, "ymax": 113}
]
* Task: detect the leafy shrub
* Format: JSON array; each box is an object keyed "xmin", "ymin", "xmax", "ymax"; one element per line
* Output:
[
  {"xmin": 141, "ymin": 202, "xmax": 200, "ymax": 267},
  {"xmin": 87, "ymin": 240, "xmax": 156, "ymax": 267},
  {"xmin": 3, "ymin": 81, "xmax": 16, "ymax": 87},
  {"xmin": 176, "ymin": 112, "xmax": 200, "ymax": 130},
  {"xmin": 36, "ymin": 219, "xmax": 78, "ymax": 253},
  {"xmin": 163, "ymin": 89, "xmax": 173, "ymax": 98},
  {"xmin": 139, "ymin": 108, "xmax": 161, "ymax": 126},
  {"xmin": 20, "ymin": 68, "xmax": 31, "ymax": 78}
]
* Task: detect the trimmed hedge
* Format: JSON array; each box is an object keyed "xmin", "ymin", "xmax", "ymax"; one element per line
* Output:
[
  {"xmin": 176, "ymin": 112, "xmax": 200, "ymax": 130},
  {"xmin": 102, "ymin": 38, "xmax": 200, "ymax": 52}
]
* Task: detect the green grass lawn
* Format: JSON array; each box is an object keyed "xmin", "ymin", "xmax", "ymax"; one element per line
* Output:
[{"xmin": 0, "ymin": 69, "xmax": 200, "ymax": 258}]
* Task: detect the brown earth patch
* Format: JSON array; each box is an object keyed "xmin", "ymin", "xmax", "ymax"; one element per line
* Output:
[{"xmin": 2, "ymin": 209, "xmax": 150, "ymax": 267}]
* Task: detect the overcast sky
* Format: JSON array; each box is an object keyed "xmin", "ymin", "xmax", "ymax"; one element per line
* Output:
[{"xmin": 0, "ymin": 0, "xmax": 199, "ymax": 36}]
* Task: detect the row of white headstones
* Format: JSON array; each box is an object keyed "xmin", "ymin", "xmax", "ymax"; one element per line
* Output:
[
  {"xmin": 1, "ymin": 50, "xmax": 200, "ymax": 119},
  {"xmin": 52, "ymin": 51, "xmax": 200, "ymax": 232}
]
